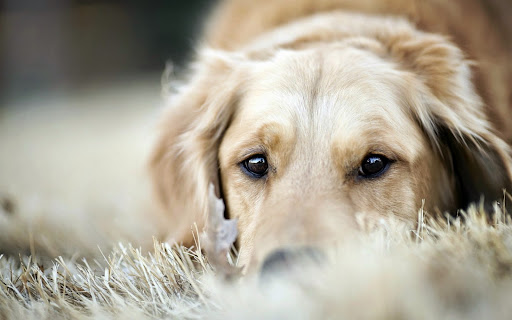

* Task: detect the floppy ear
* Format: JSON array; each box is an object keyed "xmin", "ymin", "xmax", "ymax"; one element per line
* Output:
[
  {"xmin": 150, "ymin": 51, "xmax": 246, "ymax": 244},
  {"xmin": 388, "ymin": 31, "xmax": 512, "ymax": 211},
  {"xmin": 437, "ymin": 126, "xmax": 512, "ymax": 211}
]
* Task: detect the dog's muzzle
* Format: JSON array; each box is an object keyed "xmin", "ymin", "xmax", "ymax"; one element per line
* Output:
[{"xmin": 259, "ymin": 246, "xmax": 324, "ymax": 278}]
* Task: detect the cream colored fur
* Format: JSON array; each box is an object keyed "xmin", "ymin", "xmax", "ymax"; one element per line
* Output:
[{"xmin": 151, "ymin": 0, "xmax": 512, "ymax": 270}]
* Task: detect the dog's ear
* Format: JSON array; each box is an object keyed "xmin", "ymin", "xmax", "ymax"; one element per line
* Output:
[
  {"xmin": 388, "ymin": 31, "xmax": 512, "ymax": 211},
  {"xmin": 150, "ymin": 51, "xmax": 246, "ymax": 244},
  {"xmin": 437, "ymin": 126, "xmax": 512, "ymax": 211}
]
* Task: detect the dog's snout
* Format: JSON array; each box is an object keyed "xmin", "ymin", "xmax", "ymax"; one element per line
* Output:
[
  {"xmin": 261, "ymin": 249, "xmax": 292, "ymax": 273},
  {"xmin": 260, "ymin": 246, "xmax": 323, "ymax": 276}
]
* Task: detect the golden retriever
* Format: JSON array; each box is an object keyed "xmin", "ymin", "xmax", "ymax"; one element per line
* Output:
[{"xmin": 150, "ymin": 0, "xmax": 512, "ymax": 271}]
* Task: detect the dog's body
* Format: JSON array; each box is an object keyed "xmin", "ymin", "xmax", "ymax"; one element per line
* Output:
[
  {"xmin": 205, "ymin": 0, "xmax": 512, "ymax": 142},
  {"xmin": 151, "ymin": 0, "xmax": 512, "ymax": 270}
]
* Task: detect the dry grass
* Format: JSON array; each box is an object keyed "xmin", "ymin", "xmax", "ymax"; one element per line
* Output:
[
  {"xmin": 1, "ymin": 81, "xmax": 512, "ymax": 319},
  {"xmin": 2, "ymin": 200, "xmax": 512, "ymax": 320}
]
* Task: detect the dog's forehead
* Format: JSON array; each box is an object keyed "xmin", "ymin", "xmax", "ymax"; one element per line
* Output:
[
  {"xmin": 223, "ymin": 46, "xmax": 427, "ymax": 165},
  {"xmin": 237, "ymin": 46, "xmax": 412, "ymax": 137}
]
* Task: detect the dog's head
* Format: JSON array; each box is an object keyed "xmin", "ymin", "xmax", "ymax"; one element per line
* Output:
[{"xmin": 151, "ymin": 14, "xmax": 512, "ymax": 271}]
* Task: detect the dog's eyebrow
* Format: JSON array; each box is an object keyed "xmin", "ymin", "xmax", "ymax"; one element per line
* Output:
[
  {"xmin": 331, "ymin": 133, "xmax": 409, "ymax": 174},
  {"xmin": 230, "ymin": 141, "xmax": 273, "ymax": 166},
  {"xmin": 224, "ymin": 120, "xmax": 296, "ymax": 163},
  {"xmin": 364, "ymin": 145, "xmax": 403, "ymax": 162},
  {"xmin": 222, "ymin": 138, "xmax": 267, "ymax": 166},
  {"xmin": 237, "ymin": 146, "xmax": 267, "ymax": 162}
]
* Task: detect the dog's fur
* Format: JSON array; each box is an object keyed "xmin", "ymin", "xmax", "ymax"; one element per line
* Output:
[{"xmin": 151, "ymin": 0, "xmax": 512, "ymax": 269}]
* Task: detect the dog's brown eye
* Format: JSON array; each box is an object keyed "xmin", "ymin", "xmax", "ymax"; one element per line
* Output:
[
  {"xmin": 359, "ymin": 154, "xmax": 389, "ymax": 178},
  {"xmin": 243, "ymin": 155, "xmax": 268, "ymax": 178}
]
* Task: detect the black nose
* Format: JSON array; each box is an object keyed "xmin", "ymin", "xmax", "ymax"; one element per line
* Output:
[{"xmin": 260, "ymin": 246, "xmax": 323, "ymax": 276}]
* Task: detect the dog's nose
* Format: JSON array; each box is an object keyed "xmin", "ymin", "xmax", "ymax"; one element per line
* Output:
[{"xmin": 260, "ymin": 246, "xmax": 323, "ymax": 276}]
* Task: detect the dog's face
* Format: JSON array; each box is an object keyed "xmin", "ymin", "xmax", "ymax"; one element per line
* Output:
[
  {"xmin": 151, "ymin": 16, "xmax": 512, "ymax": 272},
  {"xmin": 218, "ymin": 46, "xmax": 454, "ymax": 267}
]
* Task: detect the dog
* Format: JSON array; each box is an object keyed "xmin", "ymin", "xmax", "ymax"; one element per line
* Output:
[{"xmin": 150, "ymin": 0, "xmax": 512, "ymax": 272}]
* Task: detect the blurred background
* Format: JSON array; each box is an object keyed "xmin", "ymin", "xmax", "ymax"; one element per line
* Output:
[
  {"xmin": 1, "ymin": 0, "xmax": 215, "ymax": 102},
  {"xmin": 0, "ymin": 0, "xmax": 216, "ymax": 256}
]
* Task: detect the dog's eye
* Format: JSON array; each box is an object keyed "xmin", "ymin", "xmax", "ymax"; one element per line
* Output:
[
  {"xmin": 242, "ymin": 155, "xmax": 268, "ymax": 178},
  {"xmin": 359, "ymin": 154, "xmax": 389, "ymax": 178}
]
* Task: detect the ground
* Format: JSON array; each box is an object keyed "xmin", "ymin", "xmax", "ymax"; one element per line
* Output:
[{"xmin": 1, "ymin": 77, "xmax": 512, "ymax": 319}]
